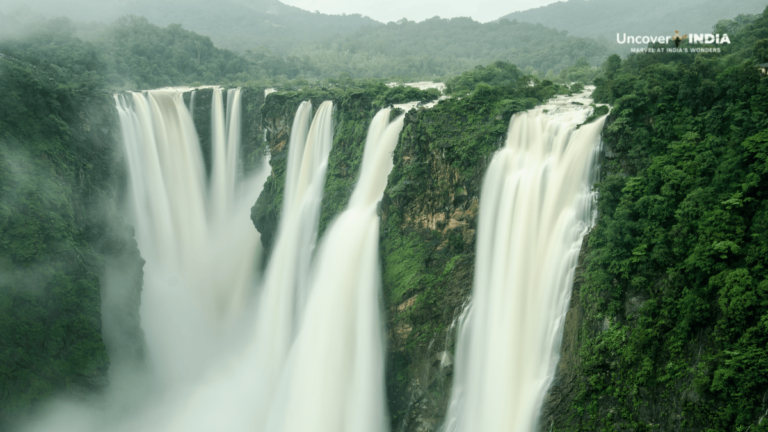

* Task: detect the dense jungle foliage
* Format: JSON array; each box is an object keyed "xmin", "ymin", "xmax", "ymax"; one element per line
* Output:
[
  {"xmin": 0, "ymin": 39, "xmax": 144, "ymax": 427},
  {"xmin": 562, "ymin": 6, "xmax": 768, "ymax": 431},
  {"xmin": 0, "ymin": 16, "xmax": 309, "ymax": 90}
]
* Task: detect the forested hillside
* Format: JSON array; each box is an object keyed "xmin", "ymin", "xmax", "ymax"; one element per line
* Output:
[
  {"xmin": 292, "ymin": 17, "xmax": 613, "ymax": 79},
  {"xmin": 0, "ymin": 0, "xmax": 379, "ymax": 53},
  {"xmin": 0, "ymin": 29, "xmax": 144, "ymax": 427},
  {"xmin": 1, "ymin": 0, "xmax": 616, "ymax": 80},
  {"xmin": 540, "ymin": 7, "xmax": 768, "ymax": 431},
  {"xmin": 0, "ymin": 17, "xmax": 314, "ymax": 90}
]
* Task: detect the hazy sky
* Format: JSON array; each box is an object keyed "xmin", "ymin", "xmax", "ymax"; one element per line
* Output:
[{"xmin": 279, "ymin": 0, "xmax": 561, "ymax": 23}]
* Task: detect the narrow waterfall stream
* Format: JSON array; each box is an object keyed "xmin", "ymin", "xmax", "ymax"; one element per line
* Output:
[
  {"xmin": 264, "ymin": 109, "xmax": 404, "ymax": 432},
  {"xmin": 442, "ymin": 89, "xmax": 607, "ymax": 432}
]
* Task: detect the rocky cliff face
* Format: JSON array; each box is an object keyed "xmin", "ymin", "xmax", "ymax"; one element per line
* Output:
[
  {"xmin": 380, "ymin": 108, "xmax": 491, "ymax": 432},
  {"xmin": 249, "ymin": 91, "xmax": 303, "ymax": 260},
  {"xmin": 250, "ymin": 86, "xmax": 437, "ymax": 265}
]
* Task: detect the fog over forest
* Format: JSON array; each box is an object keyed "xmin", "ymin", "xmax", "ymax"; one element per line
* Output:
[{"xmin": 0, "ymin": 0, "xmax": 763, "ymax": 80}]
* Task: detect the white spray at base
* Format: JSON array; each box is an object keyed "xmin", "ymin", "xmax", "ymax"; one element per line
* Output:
[
  {"xmin": 145, "ymin": 100, "xmax": 336, "ymax": 432},
  {"xmin": 441, "ymin": 90, "xmax": 607, "ymax": 432},
  {"xmin": 114, "ymin": 87, "xmax": 267, "ymax": 386}
]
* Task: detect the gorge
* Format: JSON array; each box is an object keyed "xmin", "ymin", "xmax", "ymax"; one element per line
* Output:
[
  {"xmin": 3, "ymin": 8, "xmax": 768, "ymax": 430},
  {"xmin": 44, "ymin": 81, "xmax": 607, "ymax": 432}
]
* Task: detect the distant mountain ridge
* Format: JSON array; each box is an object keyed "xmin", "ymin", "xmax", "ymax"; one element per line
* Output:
[
  {"xmin": 0, "ymin": 0, "xmax": 381, "ymax": 52},
  {"xmin": 1, "ymin": 0, "xmax": 618, "ymax": 80},
  {"xmin": 500, "ymin": 0, "xmax": 767, "ymax": 42},
  {"xmin": 299, "ymin": 17, "xmax": 615, "ymax": 78}
]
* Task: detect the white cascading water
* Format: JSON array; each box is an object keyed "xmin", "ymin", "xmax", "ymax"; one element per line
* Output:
[
  {"xmin": 210, "ymin": 87, "xmax": 243, "ymax": 224},
  {"xmin": 441, "ymin": 89, "xmax": 607, "ymax": 432},
  {"xmin": 96, "ymin": 96, "xmax": 398, "ymax": 432},
  {"xmin": 114, "ymin": 87, "xmax": 268, "ymax": 389},
  {"xmin": 255, "ymin": 100, "xmax": 334, "ymax": 370},
  {"xmin": 163, "ymin": 105, "xmax": 401, "ymax": 432},
  {"xmin": 264, "ymin": 109, "xmax": 403, "ymax": 432},
  {"xmin": 145, "ymin": 100, "xmax": 336, "ymax": 432}
]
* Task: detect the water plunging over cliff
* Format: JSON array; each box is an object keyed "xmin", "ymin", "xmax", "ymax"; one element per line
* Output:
[
  {"xmin": 264, "ymin": 109, "xmax": 403, "ymax": 432},
  {"xmin": 441, "ymin": 90, "xmax": 607, "ymax": 432},
  {"xmin": 173, "ymin": 105, "xmax": 403, "ymax": 432},
  {"xmin": 115, "ymin": 87, "xmax": 268, "ymax": 387},
  {"xmin": 92, "ymin": 94, "xmax": 399, "ymax": 432},
  {"xmin": 138, "ymin": 100, "xmax": 337, "ymax": 432}
]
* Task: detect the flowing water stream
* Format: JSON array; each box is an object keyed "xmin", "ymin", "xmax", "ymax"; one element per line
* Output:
[{"xmin": 441, "ymin": 90, "xmax": 606, "ymax": 432}]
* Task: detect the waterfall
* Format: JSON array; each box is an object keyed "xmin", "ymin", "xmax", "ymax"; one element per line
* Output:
[
  {"xmin": 264, "ymin": 109, "xmax": 403, "ymax": 432},
  {"xmin": 113, "ymin": 87, "xmax": 269, "ymax": 387},
  {"xmin": 441, "ymin": 90, "xmax": 607, "ymax": 432},
  {"xmin": 238, "ymin": 100, "xmax": 336, "ymax": 430},
  {"xmin": 258, "ymin": 100, "xmax": 334, "ymax": 348},
  {"xmin": 159, "ymin": 104, "xmax": 400, "ymax": 432},
  {"xmin": 118, "ymin": 100, "xmax": 335, "ymax": 432},
  {"xmin": 210, "ymin": 88, "xmax": 244, "ymax": 223},
  {"xmin": 112, "ymin": 99, "xmax": 403, "ymax": 432},
  {"xmin": 24, "ymin": 81, "xmax": 604, "ymax": 432},
  {"xmin": 189, "ymin": 90, "xmax": 197, "ymax": 118}
]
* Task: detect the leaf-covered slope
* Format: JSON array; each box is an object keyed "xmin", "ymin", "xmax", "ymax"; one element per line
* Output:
[
  {"xmin": 0, "ymin": 16, "xmax": 315, "ymax": 90},
  {"xmin": 541, "ymin": 7, "xmax": 768, "ymax": 431},
  {"xmin": 299, "ymin": 17, "xmax": 615, "ymax": 78},
  {"xmin": 4, "ymin": 3, "xmax": 615, "ymax": 81},
  {"xmin": 0, "ymin": 47, "xmax": 144, "ymax": 426}
]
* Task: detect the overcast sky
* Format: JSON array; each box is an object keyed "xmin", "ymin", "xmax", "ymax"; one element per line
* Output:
[{"xmin": 279, "ymin": 0, "xmax": 561, "ymax": 23}]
